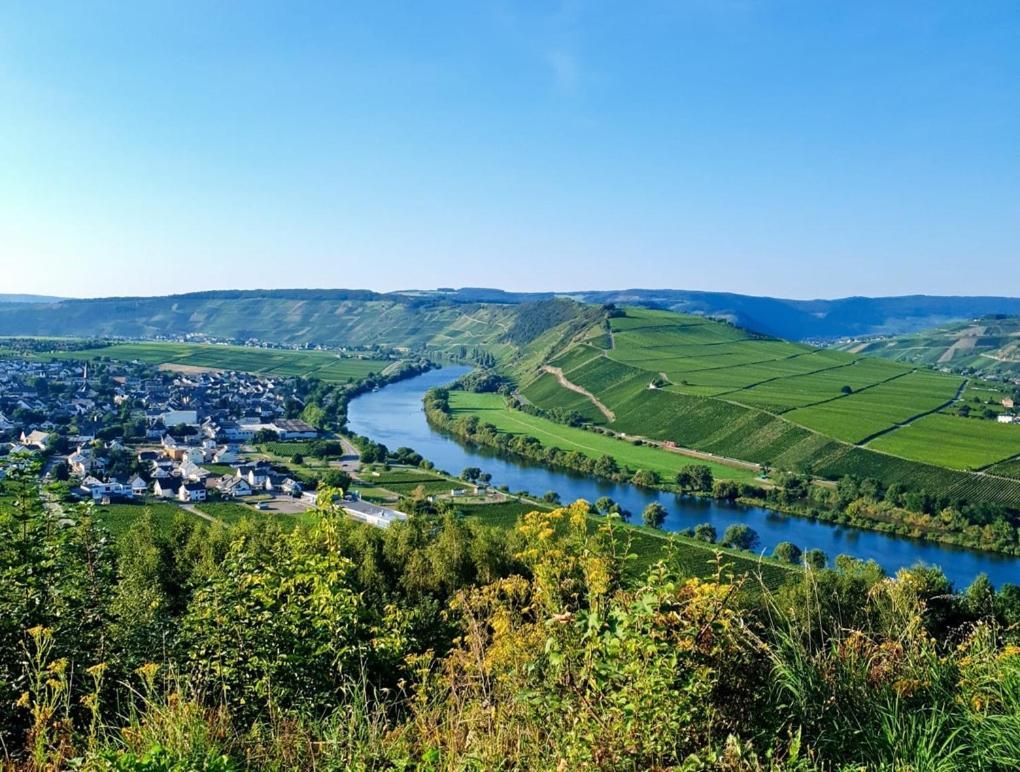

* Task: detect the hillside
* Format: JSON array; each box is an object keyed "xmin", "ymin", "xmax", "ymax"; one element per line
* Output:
[
  {"xmin": 4, "ymin": 287, "xmax": 1020, "ymax": 342},
  {"xmin": 0, "ymin": 291, "xmax": 522, "ymax": 357},
  {"xmin": 514, "ymin": 307, "xmax": 1020, "ymax": 507},
  {"xmin": 835, "ymin": 315, "xmax": 1020, "ymax": 380}
]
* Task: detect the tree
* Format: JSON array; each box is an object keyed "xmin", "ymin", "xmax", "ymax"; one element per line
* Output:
[
  {"xmin": 676, "ymin": 465, "xmax": 713, "ymax": 493},
  {"xmin": 461, "ymin": 467, "xmax": 482, "ymax": 483},
  {"xmin": 773, "ymin": 541, "xmax": 802, "ymax": 564},
  {"xmin": 320, "ymin": 469, "xmax": 352, "ymax": 492},
  {"xmin": 642, "ymin": 502, "xmax": 667, "ymax": 529},
  {"xmin": 595, "ymin": 496, "xmax": 616, "ymax": 515},
  {"xmin": 631, "ymin": 469, "xmax": 661, "ymax": 487},
  {"xmin": 675, "ymin": 468, "xmax": 695, "ymax": 493},
  {"xmin": 721, "ymin": 524, "xmax": 758, "ymax": 551},
  {"xmin": 291, "ymin": 453, "xmax": 304, "ymax": 465},
  {"xmin": 840, "ymin": 385, "xmax": 853, "ymax": 395},
  {"xmin": 593, "ymin": 455, "xmax": 620, "ymax": 479},
  {"xmin": 693, "ymin": 523, "xmax": 716, "ymax": 543},
  {"xmin": 542, "ymin": 491, "xmax": 561, "ymax": 505},
  {"xmin": 804, "ymin": 548, "xmax": 827, "ymax": 570},
  {"xmin": 690, "ymin": 465, "xmax": 714, "ymax": 492}
]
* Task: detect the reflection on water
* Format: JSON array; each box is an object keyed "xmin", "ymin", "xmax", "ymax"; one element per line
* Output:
[{"xmin": 347, "ymin": 365, "xmax": 1020, "ymax": 590}]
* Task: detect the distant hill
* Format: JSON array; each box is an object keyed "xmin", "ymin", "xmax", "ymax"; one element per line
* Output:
[
  {"xmin": 2, "ymin": 287, "xmax": 1020, "ymax": 343},
  {"xmin": 0, "ymin": 293, "xmax": 64, "ymax": 303},
  {"xmin": 403, "ymin": 288, "xmax": 1020, "ymax": 340},
  {"xmin": 835, "ymin": 315, "xmax": 1020, "ymax": 379}
]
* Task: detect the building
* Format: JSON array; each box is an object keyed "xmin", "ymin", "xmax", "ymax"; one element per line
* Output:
[
  {"xmin": 129, "ymin": 475, "xmax": 148, "ymax": 496},
  {"xmin": 219, "ymin": 476, "xmax": 253, "ymax": 497},
  {"xmin": 19, "ymin": 430, "xmax": 50, "ymax": 450},
  {"xmin": 270, "ymin": 419, "xmax": 318, "ymax": 440},
  {"xmin": 178, "ymin": 481, "xmax": 207, "ymax": 502},
  {"xmin": 1003, "ymin": 397, "xmax": 1015, "ymax": 410},
  {"xmin": 153, "ymin": 478, "xmax": 179, "ymax": 498},
  {"xmin": 998, "ymin": 414, "xmax": 1017, "ymax": 425}
]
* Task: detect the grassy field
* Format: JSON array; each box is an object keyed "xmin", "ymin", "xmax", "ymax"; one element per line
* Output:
[
  {"xmin": 449, "ymin": 390, "xmax": 757, "ymax": 483},
  {"xmin": 362, "ymin": 469, "xmax": 461, "ymax": 496},
  {"xmin": 868, "ymin": 413, "xmax": 1020, "ymax": 470},
  {"xmin": 49, "ymin": 342, "xmax": 391, "ymax": 382}
]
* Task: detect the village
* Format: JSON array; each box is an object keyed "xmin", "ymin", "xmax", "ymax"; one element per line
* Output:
[{"xmin": 0, "ymin": 354, "xmax": 408, "ymax": 522}]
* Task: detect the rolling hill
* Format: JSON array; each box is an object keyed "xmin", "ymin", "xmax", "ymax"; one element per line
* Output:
[
  {"xmin": 835, "ymin": 316, "xmax": 1020, "ymax": 380},
  {"xmin": 4, "ymin": 288, "xmax": 1020, "ymax": 342},
  {"xmin": 511, "ymin": 307, "xmax": 1020, "ymax": 506}
]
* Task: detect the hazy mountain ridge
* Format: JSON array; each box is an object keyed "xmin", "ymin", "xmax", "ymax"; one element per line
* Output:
[{"xmin": 2, "ymin": 287, "xmax": 1020, "ymax": 343}]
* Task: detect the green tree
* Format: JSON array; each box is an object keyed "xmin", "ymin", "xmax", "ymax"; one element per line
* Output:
[
  {"xmin": 721, "ymin": 524, "xmax": 758, "ymax": 551},
  {"xmin": 642, "ymin": 502, "xmax": 667, "ymax": 529},
  {"xmin": 773, "ymin": 541, "xmax": 802, "ymax": 564},
  {"xmin": 803, "ymin": 548, "xmax": 827, "ymax": 570},
  {"xmin": 693, "ymin": 523, "xmax": 717, "ymax": 543}
]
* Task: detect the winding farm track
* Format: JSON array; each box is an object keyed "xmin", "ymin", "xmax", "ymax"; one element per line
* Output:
[{"xmin": 541, "ymin": 365, "xmax": 616, "ymax": 421}]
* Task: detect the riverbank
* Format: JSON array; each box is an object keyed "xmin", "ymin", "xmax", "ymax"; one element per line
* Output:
[
  {"xmin": 346, "ymin": 366, "xmax": 1020, "ymax": 588},
  {"xmin": 428, "ymin": 386, "xmax": 1020, "ymax": 560}
]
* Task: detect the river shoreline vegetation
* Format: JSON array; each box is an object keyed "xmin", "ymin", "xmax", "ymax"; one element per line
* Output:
[
  {"xmin": 425, "ymin": 384, "xmax": 1020, "ymax": 557},
  {"xmin": 3, "ymin": 463, "xmax": 1020, "ymax": 769}
]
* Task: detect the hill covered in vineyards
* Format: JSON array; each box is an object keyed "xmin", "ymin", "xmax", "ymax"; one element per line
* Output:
[{"xmin": 835, "ymin": 315, "xmax": 1020, "ymax": 379}]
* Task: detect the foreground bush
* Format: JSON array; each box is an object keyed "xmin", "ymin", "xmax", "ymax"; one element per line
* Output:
[{"xmin": 3, "ymin": 483, "xmax": 1020, "ymax": 769}]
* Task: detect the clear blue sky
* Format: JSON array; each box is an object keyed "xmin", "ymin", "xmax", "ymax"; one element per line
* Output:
[{"xmin": 2, "ymin": 1, "xmax": 1017, "ymax": 299}]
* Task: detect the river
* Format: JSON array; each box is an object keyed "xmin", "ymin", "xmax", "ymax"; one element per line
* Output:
[{"xmin": 347, "ymin": 365, "xmax": 1020, "ymax": 589}]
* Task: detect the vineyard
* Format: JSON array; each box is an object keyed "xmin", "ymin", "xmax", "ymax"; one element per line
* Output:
[
  {"xmin": 868, "ymin": 413, "xmax": 1020, "ymax": 470},
  {"xmin": 517, "ymin": 307, "xmax": 1020, "ymax": 507}
]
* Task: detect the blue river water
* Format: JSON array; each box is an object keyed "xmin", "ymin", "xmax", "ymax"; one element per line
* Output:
[{"xmin": 347, "ymin": 365, "xmax": 1020, "ymax": 590}]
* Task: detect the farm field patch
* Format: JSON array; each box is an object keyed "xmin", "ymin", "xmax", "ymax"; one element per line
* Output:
[
  {"xmin": 50, "ymin": 342, "xmax": 390, "ymax": 382},
  {"xmin": 868, "ymin": 413, "xmax": 1020, "ymax": 470},
  {"xmin": 784, "ymin": 370, "xmax": 963, "ymax": 443},
  {"xmin": 449, "ymin": 390, "xmax": 755, "ymax": 482}
]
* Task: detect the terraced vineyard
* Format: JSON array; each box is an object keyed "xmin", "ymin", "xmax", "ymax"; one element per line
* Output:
[{"xmin": 520, "ymin": 307, "xmax": 1020, "ymax": 505}]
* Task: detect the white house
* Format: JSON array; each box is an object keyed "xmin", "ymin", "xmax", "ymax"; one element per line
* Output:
[
  {"xmin": 20, "ymin": 430, "xmax": 50, "ymax": 450},
  {"xmin": 68, "ymin": 448, "xmax": 95, "ymax": 476},
  {"xmin": 153, "ymin": 478, "xmax": 179, "ymax": 498},
  {"xmin": 219, "ymin": 476, "xmax": 253, "ymax": 497},
  {"xmin": 129, "ymin": 475, "xmax": 148, "ymax": 496},
  {"xmin": 178, "ymin": 481, "xmax": 207, "ymax": 503},
  {"xmin": 998, "ymin": 414, "xmax": 1017, "ymax": 425}
]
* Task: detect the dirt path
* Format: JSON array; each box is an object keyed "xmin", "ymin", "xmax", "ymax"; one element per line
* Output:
[
  {"xmin": 542, "ymin": 365, "xmax": 616, "ymax": 421},
  {"xmin": 176, "ymin": 501, "xmax": 218, "ymax": 523}
]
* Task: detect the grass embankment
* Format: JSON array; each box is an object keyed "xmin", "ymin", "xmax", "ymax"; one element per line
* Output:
[{"xmin": 448, "ymin": 390, "xmax": 756, "ymax": 483}]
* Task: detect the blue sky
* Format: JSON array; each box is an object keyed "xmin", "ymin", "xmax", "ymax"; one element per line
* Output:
[{"xmin": 1, "ymin": 1, "xmax": 1017, "ymax": 299}]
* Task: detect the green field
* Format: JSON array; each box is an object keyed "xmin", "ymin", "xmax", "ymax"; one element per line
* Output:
[
  {"xmin": 91, "ymin": 501, "xmax": 206, "ymax": 538},
  {"xmin": 448, "ymin": 390, "xmax": 757, "ymax": 482},
  {"xmin": 50, "ymin": 342, "xmax": 391, "ymax": 382},
  {"xmin": 868, "ymin": 413, "xmax": 1020, "ymax": 470},
  {"xmin": 364, "ymin": 469, "xmax": 461, "ymax": 496}
]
